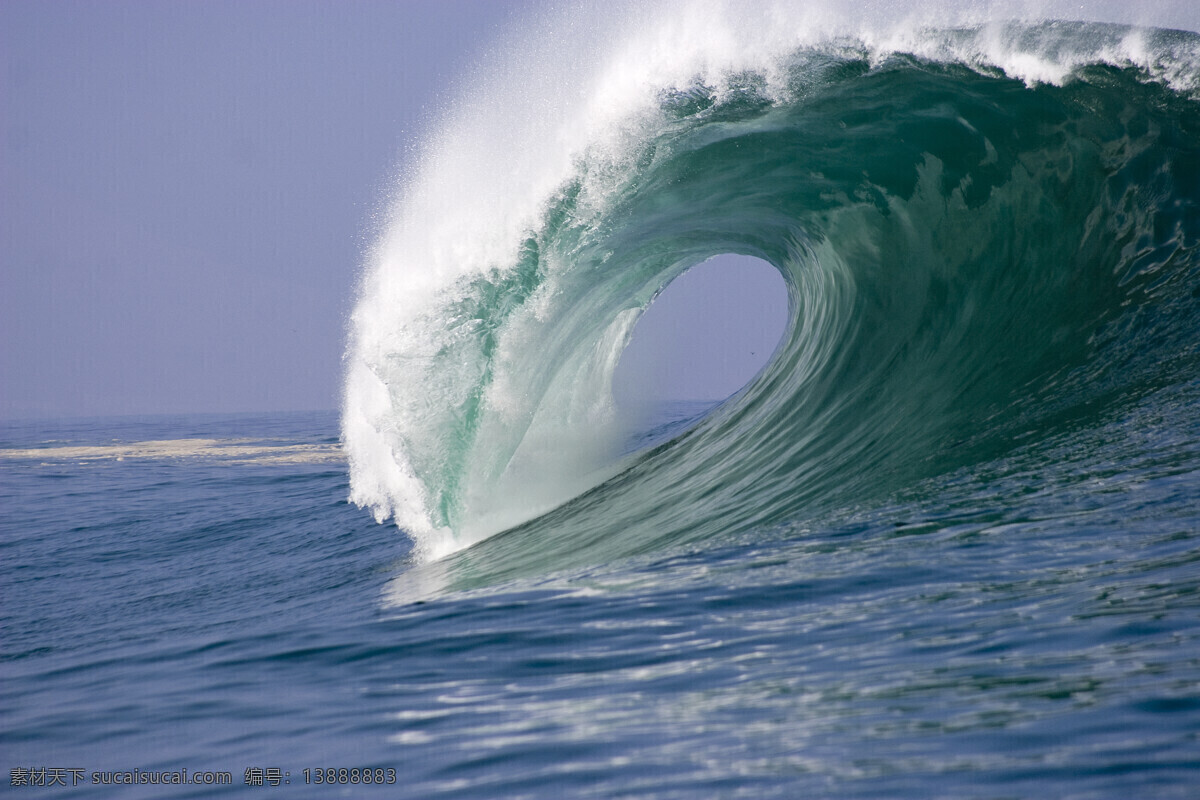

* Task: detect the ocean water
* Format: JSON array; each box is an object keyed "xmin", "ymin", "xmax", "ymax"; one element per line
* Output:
[
  {"xmin": 8, "ymin": 6, "xmax": 1200, "ymax": 799},
  {"xmin": 3, "ymin": 398, "xmax": 1198, "ymax": 798}
]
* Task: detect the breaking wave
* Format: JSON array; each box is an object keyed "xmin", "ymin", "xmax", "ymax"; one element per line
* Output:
[{"xmin": 343, "ymin": 2, "xmax": 1200, "ymax": 577}]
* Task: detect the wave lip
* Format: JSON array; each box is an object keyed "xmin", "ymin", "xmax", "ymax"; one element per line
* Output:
[{"xmin": 344, "ymin": 7, "xmax": 1200, "ymax": 567}]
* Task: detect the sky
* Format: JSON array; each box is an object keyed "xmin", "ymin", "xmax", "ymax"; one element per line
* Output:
[
  {"xmin": 613, "ymin": 255, "xmax": 787, "ymax": 407},
  {"xmin": 1, "ymin": 1, "xmax": 523, "ymax": 419},
  {"xmin": 3, "ymin": 1, "xmax": 1198, "ymax": 419}
]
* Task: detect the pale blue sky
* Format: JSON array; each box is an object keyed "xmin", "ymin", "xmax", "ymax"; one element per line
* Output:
[
  {"xmin": 614, "ymin": 255, "xmax": 787, "ymax": 406},
  {"xmin": 1, "ymin": 1, "xmax": 520, "ymax": 418}
]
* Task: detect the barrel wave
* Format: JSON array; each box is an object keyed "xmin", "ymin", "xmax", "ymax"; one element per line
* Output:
[{"xmin": 344, "ymin": 9, "xmax": 1200, "ymax": 589}]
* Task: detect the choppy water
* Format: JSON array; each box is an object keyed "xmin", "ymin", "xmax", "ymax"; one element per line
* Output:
[{"xmin": 2, "ymin": 400, "xmax": 1198, "ymax": 797}]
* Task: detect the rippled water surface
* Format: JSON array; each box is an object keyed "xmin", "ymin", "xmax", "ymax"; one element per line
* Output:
[{"xmin": 3, "ymin": 400, "xmax": 1198, "ymax": 798}]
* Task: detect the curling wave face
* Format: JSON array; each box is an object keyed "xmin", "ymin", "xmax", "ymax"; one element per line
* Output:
[{"xmin": 344, "ymin": 7, "xmax": 1200, "ymax": 575}]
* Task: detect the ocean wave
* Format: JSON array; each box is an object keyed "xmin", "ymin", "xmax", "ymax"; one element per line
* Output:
[{"xmin": 343, "ymin": 4, "xmax": 1200, "ymax": 572}]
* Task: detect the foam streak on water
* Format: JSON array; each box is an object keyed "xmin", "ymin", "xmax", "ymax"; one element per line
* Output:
[{"xmin": 0, "ymin": 439, "xmax": 343, "ymax": 465}]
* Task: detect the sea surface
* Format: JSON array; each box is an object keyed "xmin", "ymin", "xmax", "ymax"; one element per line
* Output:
[{"xmin": 2, "ymin": 400, "xmax": 1198, "ymax": 798}]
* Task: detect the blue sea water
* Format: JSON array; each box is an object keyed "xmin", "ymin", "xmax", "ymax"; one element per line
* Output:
[{"xmin": 3, "ymin": 397, "xmax": 1199, "ymax": 798}]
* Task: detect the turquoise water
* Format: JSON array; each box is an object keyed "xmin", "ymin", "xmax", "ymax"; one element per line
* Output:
[
  {"xmin": 6, "ymin": 16, "xmax": 1200, "ymax": 800},
  {"xmin": 349, "ymin": 22, "xmax": 1200, "ymax": 575}
]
